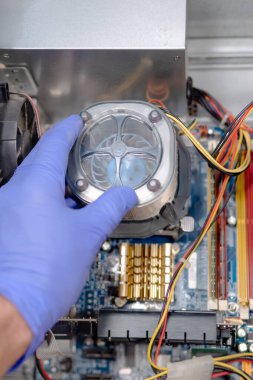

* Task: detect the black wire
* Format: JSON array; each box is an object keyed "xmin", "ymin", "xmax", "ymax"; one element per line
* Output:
[
  {"xmin": 33, "ymin": 358, "xmax": 37, "ymax": 380},
  {"xmin": 192, "ymin": 86, "xmax": 253, "ymax": 159},
  {"xmin": 191, "ymin": 87, "xmax": 230, "ymax": 126},
  {"xmin": 212, "ymin": 103, "xmax": 251, "ymax": 158},
  {"xmin": 151, "ymin": 146, "xmax": 243, "ymax": 361},
  {"xmin": 213, "ymin": 367, "xmax": 233, "ymax": 377},
  {"xmin": 199, "ymin": 89, "xmax": 226, "ymax": 117},
  {"xmin": 191, "ymin": 89, "xmax": 224, "ymax": 123},
  {"xmin": 161, "ymin": 106, "xmax": 249, "ymax": 176},
  {"xmin": 151, "ymin": 99, "xmax": 248, "ymax": 364},
  {"xmin": 35, "ymin": 356, "xmax": 47, "ymax": 380}
]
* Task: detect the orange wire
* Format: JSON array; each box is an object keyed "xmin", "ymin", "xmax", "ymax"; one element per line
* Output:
[
  {"xmin": 219, "ymin": 106, "xmax": 253, "ymax": 155},
  {"xmin": 148, "ymin": 99, "xmax": 167, "ymax": 109},
  {"xmin": 154, "ymin": 114, "xmax": 240, "ymax": 361},
  {"xmin": 219, "ymin": 134, "xmax": 238, "ymax": 165}
]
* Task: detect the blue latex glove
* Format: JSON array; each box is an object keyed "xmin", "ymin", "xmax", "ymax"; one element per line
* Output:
[{"xmin": 0, "ymin": 115, "xmax": 137, "ymax": 360}]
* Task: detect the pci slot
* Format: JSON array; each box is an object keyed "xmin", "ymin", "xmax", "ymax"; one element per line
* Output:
[
  {"xmin": 246, "ymin": 152, "xmax": 253, "ymax": 309},
  {"xmin": 216, "ymin": 190, "xmax": 228, "ymax": 310},
  {"xmin": 207, "ymin": 168, "xmax": 218, "ymax": 309},
  {"xmin": 236, "ymin": 170, "xmax": 249, "ymax": 319}
]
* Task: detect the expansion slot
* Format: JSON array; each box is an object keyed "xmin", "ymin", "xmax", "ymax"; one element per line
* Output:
[
  {"xmin": 216, "ymin": 186, "xmax": 228, "ymax": 310},
  {"xmin": 207, "ymin": 168, "xmax": 218, "ymax": 309},
  {"xmin": 236, "ymin": 169, "xmax": 249, "ymax": 319},
  {"xmin": 245, "ymin": 152, "xmax": 253, "ymax": 309}
]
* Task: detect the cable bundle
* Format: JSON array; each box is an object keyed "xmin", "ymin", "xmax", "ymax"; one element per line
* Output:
[{"xmin": 146, "ymin": 93, "xmax": 253, "ymax": 380}]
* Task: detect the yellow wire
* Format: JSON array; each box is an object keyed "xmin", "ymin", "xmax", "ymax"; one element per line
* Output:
[
  {"xmin": 179, "ymin": 119, "xmax": 197, "ymax": 135},
  {"xmin": 220, "ymin": 128, "xmax": 243, "ymax": 166},
  {"xmin": 216, "ymin": 106, "xmax": 253, "ymax": 161},
  {"xmin": 146, "ymin": 124, "xmax": 248, "ymax": 376},
  {"xmin": 145, "ymin": 111, "xmax": 251, "ymax": 379},
  {"xmin": 145, "ymin": 359, "xmax": 253, "ymax": 380},
  {"xmin": 215, "ymin": 353, "xmax": 253, "ymax": 362},
  {"xmin": 214, "ymin": 361, "xmax": 252, "ymax": 380},
  {"xmin": 145, "ymin": 370, "xmax": 168, "ymax": 380},
  {"xmin": 146, "ymin": 176, "xmax": 230, "ymax": 374},
  {"xmin": 188, "ymin": 119, "xmax": 197, "ymax": 132},
  {"xmin": 166, "ymin": 113, "xmax": 251, "ymax": 175}
]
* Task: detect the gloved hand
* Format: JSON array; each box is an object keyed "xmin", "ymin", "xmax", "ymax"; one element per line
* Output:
[{"xmin": 0, "ymin": 115, "xmax": 137, "ymax": 360}]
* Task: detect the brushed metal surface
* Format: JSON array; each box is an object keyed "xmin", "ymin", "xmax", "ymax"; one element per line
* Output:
[
  {"xmin": 188, "ymin": 37, "xmax": 253, "ymax": 114},
  {"xmin": 188, "ymin": 0, "xmax": 253, "ymax": 38},
  {"xmin": 0, "ymin": 0, "xmax": 187, "ymax": 121},
  {"xmin": 0, "ymin": 0, "xmax": 186, "ymax": 49},
  {"xmin": 186, "ymin": 0, "xmax": 253, "ymax": 114}
]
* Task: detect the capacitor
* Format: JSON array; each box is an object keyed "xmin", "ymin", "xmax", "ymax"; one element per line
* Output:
[
  {"xmin": 238, "ymin": 342, "xmax": 248, "ymax": 352},
  {"xmin": 237, "ymin": 327, "xmax": 247, "ymax": 338},
  {"xmin": 249, "ymin": 343, "xmax": 253, "ymax": 353}
]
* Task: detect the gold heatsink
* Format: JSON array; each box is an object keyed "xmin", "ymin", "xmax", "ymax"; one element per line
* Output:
[{"xmin": 118, "ymin": 242, "xmax": 174, "ymax": 301}]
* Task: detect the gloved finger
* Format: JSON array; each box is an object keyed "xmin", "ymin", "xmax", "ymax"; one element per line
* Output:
[
  {"xmin": 76, "ymin": 186, "xmax": 138, "ymax": 237},
  {"xmin": 20, "ymin": 115, "xmax": 83, "ymax": 180}
]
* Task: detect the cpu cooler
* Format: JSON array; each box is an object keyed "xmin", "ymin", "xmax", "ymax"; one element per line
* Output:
[
  {"xmin": 0, "ymin": 83, "xmax": 39, "ymax": 184},
  {"xmin": 67, "ymin": 101, "xmax": 191, "ymax": 238}
]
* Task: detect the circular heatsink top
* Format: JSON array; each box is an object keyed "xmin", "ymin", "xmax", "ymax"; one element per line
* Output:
[
  {"xmin": 80, "ymin": 114, "xmax": 161, "ymax": 190},
  {"xmin": 67, "ymin": 101, "xmax": 178, "ymax": 221}
]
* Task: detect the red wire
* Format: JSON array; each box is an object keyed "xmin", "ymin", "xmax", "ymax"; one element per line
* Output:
[
  {"xmin": 212, "ymin": 359, "xmax": 253, "ymax": 378},
  {"xmin": 38, "ymin": 359, "xmax": 53, "ymax": 380},
  {"xmin": 20, "ymin": 92, "xmax": 42, "ymax": 138},
  {"xmin": 155, "ymin": 177, "xmax": 228, "ymax": 359},
  {"xmin": 154, "ymin": 128, "xmax": 239, "ymax": 360},
  {"xmin": 10, "ymin": 91, "xmax": 42, "ymax": 138},
  {"xmin": 205, "ymin": 95, "xmax": 224, "ymax": 120},
  {"xmin": 212, "ymin": 371, "xmax": 230, "ymax": 378},
  {"xmin": 221, "ymin": 105, "xmax": 253, "ymax": 151},
  {"xmin": 154, "ymin": 313, "xmax": 168, "ymax": 364}
]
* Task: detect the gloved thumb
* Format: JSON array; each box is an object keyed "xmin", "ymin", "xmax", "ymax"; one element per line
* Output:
[{"xmin": 76, "ymin": 186, "xmax": 138, "ymax": 237}]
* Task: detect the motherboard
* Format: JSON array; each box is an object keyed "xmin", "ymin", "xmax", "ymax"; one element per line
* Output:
[{"xmin": 28, "ymin": 120, "xmax": 253, "ymax": 380}]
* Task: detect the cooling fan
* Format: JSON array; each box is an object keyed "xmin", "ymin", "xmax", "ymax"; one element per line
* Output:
[
  {"xmin": 67, "ymin": 101, "xmax": 191, "ymax": 238},
  {"xmin": 0, "ymin": 83, "xmax": 39, "ymax": 184}
]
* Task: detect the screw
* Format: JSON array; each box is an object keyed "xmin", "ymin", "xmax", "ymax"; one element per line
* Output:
[
  {"xmin": 147, "ymin": 179, "xmax": 161, "ymax": 192},
  {"xmin": 102, "ymin": 240, "xmax": 112, "ymax": 252},
  {"xmin": 68, "ymin": 305, "xmax": 77, "ymax": 318},
  {"xmin": 84, "ymin": 337, "xmax": 94, "ymax": 346},
  {"xmin": 114, "ymin": 297, "xmax": 127, "ymax": 308},
  {"xmin": 227, "ymin": 215, "xmax": 237, "ymax": 227},
  {"xmin": 80, "ymin": 111, "xmax": 91, "ymax": 123},
  {"xmin": 149, "ymin": 110, "xmax": 162, "ymax": 123},
  {"xmin": 174, "ymin": 55, "xmax": 181, "ymax": 61},
  {"xmin": 172, "ymin": 243, "xmax": 180, "ymax": 256},
  {"xmin": 75, "ymin": 178, "xmax": 88, "ymax": 192}
]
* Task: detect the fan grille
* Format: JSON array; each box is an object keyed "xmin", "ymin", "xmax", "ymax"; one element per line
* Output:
[{"xmin": 80, "ymin": 115, "xmax": 161, "ymax": 190}]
